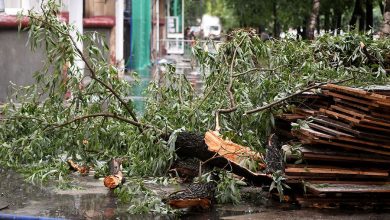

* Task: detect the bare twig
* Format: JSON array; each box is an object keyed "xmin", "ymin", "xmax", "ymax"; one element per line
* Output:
[
  {"xmin": 49, "ymin": 112, "xmax": 161, "ymax": 132},
  {"xmin": 233, "ymin": 65, "xmax": 285, "ymax": 78},
  {"xmin": 244, "ymin": 77, "xmax": 354, "ymax": 115}
]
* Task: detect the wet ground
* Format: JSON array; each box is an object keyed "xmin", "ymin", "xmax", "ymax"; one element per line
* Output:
[
  {"xmin": 1, "ymin": 168, "xmax": 390, "ymax": 220},
  {"xmin": 2, "ymin": 55, "xmax": 390, "ymax": 219}
]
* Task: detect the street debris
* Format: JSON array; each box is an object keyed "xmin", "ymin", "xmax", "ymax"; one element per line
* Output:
[
  {"xmin": 104, "ymin": 158, "xmax": 125, "ymax": 189},
  {"xmin": 67, "ymin": 159, "xmax": 89, "ymax": 176},
  {"xmin": 275, "ymin": 84, "xmax": 390, "ymax": 208}
]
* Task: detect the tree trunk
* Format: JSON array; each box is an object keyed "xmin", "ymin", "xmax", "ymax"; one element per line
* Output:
[
  {"xmin": 336, "ymin": 10, "xmax": 342, "ymax": 35},
  {"xmin": 382, "ymin": 0, "xmax": 390, "ymax": 36},
  {"xmin": 350, "ymin": 0, "xmax": 363, "ymax": 30},
  {"xmin": 366, "ymin": 0, "xmax": 373, "ymax": 31},
  {"xmin": 379, "ymin": 0, "xmax": 384, "ymax": 16},
  {"xmin": 324, "ymin": 11, "xmax": 330, "ymax": 33},
  {"xmin": 273, "ymin": 1, "xmax": 280, "ymax": 38},
  {"xmin": 306, "ymin": 0, "xmax": 321, "ymax": 40},
  {"xmin": 316, "ymin": 15, "xmax": 321, "ymax": 35},
  {"xmin": 331, "ymin": 12, "xmax": 337, "ymax": 35},
  {"xmin": 359, "ymin": 11, "xmax": 366, "ymax": 32},
  {"xmin": 172, "ymin": 132, "xmax": 272, "ymax": 185}
]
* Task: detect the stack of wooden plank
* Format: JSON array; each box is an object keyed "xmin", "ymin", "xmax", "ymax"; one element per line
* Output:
[{"xmin": 275, "ymin": 84, "xmax": 390, "ymax": 208}]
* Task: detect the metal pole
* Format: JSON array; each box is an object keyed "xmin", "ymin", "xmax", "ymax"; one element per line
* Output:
[
  {"xmin": 116, "ymin": 0, "xmax": 124, "ymax": 73},
  {"xmin": 0, "ymin": 0, "xmax": 4, "ymax": 13},
  {"xmin": 156, "ymin": 0, "xmax": 160, "ymax": 57},
  {"xmin": 69, "ymin": 0, "xmax": 84, "ymax": 75}
]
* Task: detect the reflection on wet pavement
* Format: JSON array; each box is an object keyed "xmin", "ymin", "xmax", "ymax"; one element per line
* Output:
[{"xmin": 1, "ymin": 168, "xmax": 390, "ymax": 220}]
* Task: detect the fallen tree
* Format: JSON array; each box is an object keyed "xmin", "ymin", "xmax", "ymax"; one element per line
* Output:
[
  {"xmin": 1, "ymin": 0, "xmax": 390, "ymax": 214},
  {"xmin": 172, "ymin": 131, "xmax": 272, "ymax": 185}
]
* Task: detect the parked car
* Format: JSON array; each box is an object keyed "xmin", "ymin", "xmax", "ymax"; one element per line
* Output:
[{"xmin": 200, "ymin": 14, "xmax": 221, "ymax": 40}]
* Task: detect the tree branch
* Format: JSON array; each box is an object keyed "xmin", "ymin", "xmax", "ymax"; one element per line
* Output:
[
  {"xmin": 49, "ymin": 112, "xmax": 159, "ymax": 132},
  {"xmin": 215, "ymin": 38, "xmax": 245, "ymax": 132},
  {"xmin": 244, "ymin": 77, "xmax": 354, "ymax": 115},
  {"xmin": 233, "ymin": 66, "xmax": 285, "ymax": 78},
  {"xmin": 67, "ymin": 34, "xmax": 140, "ymax": 125},
  {"xmin": 28, "ymin": 15, "xmax": 141, "ymax": 130}
]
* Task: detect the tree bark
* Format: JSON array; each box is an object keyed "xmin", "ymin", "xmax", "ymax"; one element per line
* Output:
[
  {"xmin": 366, "ymin": 0, "xmax": 373, "ymax": 31},
  {"xmin": 307, "ymin": 0, "xmax": 321, "ymax": 40},
  {"xmin": 382, "ymin": 0, "xmax": 390, "ymax": 36},
  {"xmin": 104, "ymin": 158, "xmax": 124, "ymax": 189},
  {"xmin": 350, "ymin": 0, "xmax": 364, "ymax": 30},
  {"xmin": 316, "ymin": 15, "xmax": 321, "ymax": 35},
  {"xmin": 273, "ymin": 1, "xmax": 280, "ymax": 38},
  {"xmin": 324, "ymin": 11, "xmax": 330, "ymax": 33},
  {"xmin": 336, "ymin": 10, "xmax": 342, "ymax": 35},
  {"xmin": 172, "ymin": 132, "xmax": 272, "ymax": 185},
  {"xmin": 359, "ymin": 11, "xmax": 366, "ymax": 32}
]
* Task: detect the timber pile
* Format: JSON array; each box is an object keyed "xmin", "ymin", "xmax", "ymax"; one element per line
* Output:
[{"xmin": 275, "ymin": 84, "xmax": 390, "ymax": 208}]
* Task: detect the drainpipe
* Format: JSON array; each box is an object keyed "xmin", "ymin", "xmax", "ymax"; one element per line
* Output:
[
  {"xmin": 116, "ymin": 0, "xmax": 124, "ymax": 77},
  {"xmin": 0, "ymin": 0, "xmax": 4, "ymax": 13},
  {"xmin": 68, "ymin": 0, "xmax": 84, "ymax": 76},
  {"xmin": 156, "ymin": 0, "xmax": 159, "ymax": 57}
]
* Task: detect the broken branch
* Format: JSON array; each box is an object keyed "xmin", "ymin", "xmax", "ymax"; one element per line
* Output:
[
  {"xmin": 214, "ymin": 38, "xmax": 245, "ymax": 132},
  {"xmin": 49, "ymin": 112, "xmax": 159, "ymax": 132},
  {"xmin": 244, "ymin": 77, "xmax": 354, "ymax": 115},
  {"xmin": 30, "ymin": 15, "xmax": 141, "ymax": 131}
]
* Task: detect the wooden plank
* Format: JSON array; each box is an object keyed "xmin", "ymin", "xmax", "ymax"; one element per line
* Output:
[
  {"xmin": 377, "ymin": 101, "xmax": 390, "ymax": 107},
  {"xmin": 320, "ymin": 109, "xmax": 390, "ymax": 133},
  {"xmin": 313, "ymin": 139, "xmax": 390, "ymax": 156},
  {"xmin": 293, "ymin": 108, "xmax": 318, "ymax": 116},
  {"xmin": 319, "ymin": 108, "xmax": 360, "ymax": 124},
  {"xmin": 305, "ymin": 183, "xmax": 390, "ymax": 194},
  {"xmin": 300, "ymin": 145, "xmax": 390, "ymax": 164},
  {"xmin": 299, "ymin": 127, "xmax": 335, "ymax": 139},
  {"xmin": 360, "ymin": 117, "xmax": 390, "ymax": 129},
  {"xmin": 291, "ymin": 131, "xmax": 317, "ymax": 144},
  {"xmin": 299, "ymin": 116, "xmax": 390, "ymax": 146},
  {"xmin": 322, "ymin": 90, "xmax": 379, "ymax": 107},
  {"xmin": 304, "ymin": 180, "xmax": 390, "ymax": 185},
  {"xmin": 334, "ymin": 98, "xmax": 370, "ymax": 112},
  {"xmin": 322, "ymin": 84, "xmax": 390, "ymax": 102},
  {"xmin": 285, "ymin": 167, "xmax": 388, "ymax": 177},
  {"xmin": 312, "ymin": 116, "xmax": 358, "ymax": 135},
  {"xmin": 330, "ymin": 105, "xmax": 366, "ymax": 119},
  {"xmin": 330, "ymin": 101, "xmax": 390, "ymax": 127},
  {"xmin": 307, "ymin": 122, "xmax": 353, "ymax": 138},
  {"xmin": 354, "ymin": 122, "xmax": 390, "ymax": 133},
  {"xmin": 338, "ymin": 136, "xmax": 390, "ymax": 150},
  {"xmin": 302, "ymin": 152, "xmax": 390, "ymax": 164},
  {"xmin": 371, "ymin": 111, "xmax": 390, "ymax": 120}
]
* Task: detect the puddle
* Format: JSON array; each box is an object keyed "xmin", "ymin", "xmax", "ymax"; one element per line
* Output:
[{"xmin": 1, "ymin": 167, "xmax": 390, "ymax": 219}]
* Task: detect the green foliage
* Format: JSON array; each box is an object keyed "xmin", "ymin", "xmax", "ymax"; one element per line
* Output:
[
  {"xmin": 215, "ymin": 172, "xmax": 242, "ymax": 204},
  {"xmin": 0, "ymin": 0, "xmax": 173, "ymax": 183},
  {"xmin": 114, "ymin": 177, "xmax": 177, "ymax": 215},
  {"xmin": 0, "ymin": 0, "xmax": 390, "ymax": 213},
  {"xmin": 270, "ymin": 170, "xmax": 290, "ymax": 201}
]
